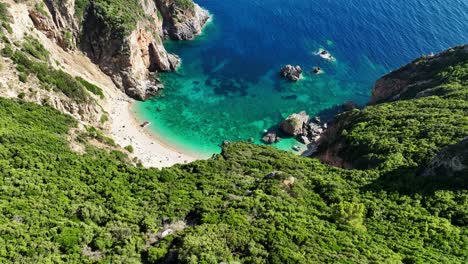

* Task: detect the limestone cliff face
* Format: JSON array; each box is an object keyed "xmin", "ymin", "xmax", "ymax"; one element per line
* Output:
[
  {"xmin": 29, "ymin": 0, "xmax": 79, "ymax": 50},
  {"xmin": 370, "ymin": 45, "xmax": 468, "ymax": 104},
  {"xmin": 156, "ymin": 0, "xmax": 210, "ymax": 40},
  {"xmin": 80, "ymin": 0, "xmax": 179, "ymax": 100},
  {"xmin": 1, "ymin": 1, "xmax": 104, "ymax": 126},
  {"xmin": 29, "ymin": 0, "xmax": 209, "ymax": 100}
]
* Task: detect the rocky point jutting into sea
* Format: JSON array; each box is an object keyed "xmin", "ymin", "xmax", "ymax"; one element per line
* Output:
[{"xmin": 29, "ymin": 0, "xmax": 209, "ymax": 100}]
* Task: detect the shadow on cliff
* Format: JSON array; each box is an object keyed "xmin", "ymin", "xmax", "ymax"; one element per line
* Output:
[{"xmin": 360, "ymin": 165, "xmax": 468, "ymax": 196}]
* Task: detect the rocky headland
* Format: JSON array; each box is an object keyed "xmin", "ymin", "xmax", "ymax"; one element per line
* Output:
[
  {"xmin": 29, "ymin": 0, "xmax": 210, "ymax": 100},
  {"xmin": 314, "ymin": 44, "xmax": 468, "ymax": 169}
]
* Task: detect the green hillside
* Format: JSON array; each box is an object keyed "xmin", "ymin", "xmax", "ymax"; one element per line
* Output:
[{"xmin": 0, "ymin": 48, "xmax": 467, "ymax": 262}]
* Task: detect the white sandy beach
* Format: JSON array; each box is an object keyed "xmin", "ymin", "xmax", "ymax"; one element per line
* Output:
[{"xmin": 107, "ymin": 96, "xmax": 199, "ymax": 168}]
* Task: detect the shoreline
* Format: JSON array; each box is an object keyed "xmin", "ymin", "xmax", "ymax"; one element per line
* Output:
[
  {"xmin": 106, "ymin": 8, "xmax": 216, "ymax": 168},
  {"xmin": 105, "ymin": 10, "xmax": 215, "ymax": 169},
  {"xmin": 107, "ymin": 96, "xmax": 201, "ymax": 168},
  {"xmin": 129, "ymin": 102, "xmax": 211, "ymax": 159}
]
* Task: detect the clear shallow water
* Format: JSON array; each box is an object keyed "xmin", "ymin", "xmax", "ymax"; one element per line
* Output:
[{"xmin": 136, "ymin": 0, "xmax": 468, "ymax": 157}]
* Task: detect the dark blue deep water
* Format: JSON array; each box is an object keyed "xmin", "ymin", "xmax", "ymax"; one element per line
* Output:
[{"xmin": 136, "ymin": 0, "xmax": 468, "ymax": 156}]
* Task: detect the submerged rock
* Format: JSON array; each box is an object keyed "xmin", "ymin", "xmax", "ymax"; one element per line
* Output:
[{"xmin": 280, "ymin": 65, "xmax": 302, "ymax": 81}]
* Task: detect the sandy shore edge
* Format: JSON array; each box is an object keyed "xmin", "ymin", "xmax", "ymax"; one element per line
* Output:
[{"xmin": 108, "ymin": 96, "xmax": 200, "ymax": 168}]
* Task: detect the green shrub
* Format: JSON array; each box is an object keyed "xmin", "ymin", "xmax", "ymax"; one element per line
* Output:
[
  {"xmin": 11, "ymin": 50, "xmax": 90, "ymax": 102},
  {"xmin": 2, "ymin": 22, "xmax": 12, "ymax": 34},
  {"xmin": 147, "ymin": 247, "xmax": 168, "ymax": 263},
  {"xmin": 15, "ymin": 64, "xmax": 26, "ymax": 72},
  {"xmin": 35, "ymin": 2, "xmax": 50, "ymax": 18},
  {"xmin": 0, "ymin": 2, "xmax": 11, "ymax": 23},
  {"xmin": 18, "ymin": 72, "xmax": 28, "ymax": 83},
  {"xmin": 124, "ymin": 145, "xmax": 134, "ymax": 153},
  {"xmin": 174, "ymin": 0, "xmax": 195, "ymax": 10},
  {"xmin": 64, "ymin": 31, "xmax": 74, "ymax": 49},
  {"xmin": 84, "ymin": 126, "xmax": 117, "ymax": 147},
  {"xmin": 331, "ymin": 201, "xmax": 366, "ymax": 230},
  {"xmin": 1, "ymin": 44, "xmax": 13, "ymax": 57},
  {"xmin": 55, "ymin": 227, "xmax": 82, "ymax": 253},
  {"xmin": 22, "ymin": 36, "xmax": 49, "ymax": 61},
  {"xmin": 76, "ymin": 76, "xmax": 104, "ymax": 98},
  {"xmin": 100, "ymin": 113, "xmax": 109, "ymax": 124},
  {"xmin": 74, "ymin": 0, "xmax": 90, "ymax": 21}
]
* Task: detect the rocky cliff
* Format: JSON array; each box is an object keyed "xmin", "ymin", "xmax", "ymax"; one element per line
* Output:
[
  {"xmin": 29, "ymin": 0, "xmax": 80, "ymax": 50},
  {"xmin": 156, "ymin": 0, "xmax": 210, "ymax": 40},
  {"xmin": 315, "ymin": 45, "xmax": 468, "ymax": 170},
  {"xmin": 28, "ymin": 0, "xmax": 209, "ymax": 100},
  {"xmin": 370, "ymin": 45, "xmax": 468, "ymax": 104},
  {"xmin": 0, "ymin": 1, "xmax": 105, "ymax": 126}
]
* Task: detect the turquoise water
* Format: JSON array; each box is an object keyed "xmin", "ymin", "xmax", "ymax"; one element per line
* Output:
[{"xmin": 136, "ymin": 0, "xmax": 468, "ymax": 157}]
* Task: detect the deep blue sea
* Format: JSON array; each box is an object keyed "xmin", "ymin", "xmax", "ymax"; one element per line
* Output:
[{"xmin": 136, "ymin": 0, "xmax": 468, "ymax": 157}]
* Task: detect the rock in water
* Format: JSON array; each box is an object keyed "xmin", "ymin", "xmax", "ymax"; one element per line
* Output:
[
  {"xmin": 280, "ymin": 65, "xmax": 303, "ymax": 81},
  {"xmin": 280, "ymin": 111, "xmax": 310, "ymax": 137},
  {"xmin": 156, "ymin": 1, "xmax": 211, "ymax": 40},
  {"xmin": 262, "ymin": 131, "xmax": 280, "ymax": 144}
]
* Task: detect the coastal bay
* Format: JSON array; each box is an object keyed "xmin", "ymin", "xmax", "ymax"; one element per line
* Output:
[{"xmin": 135, "ymin": 0, "xmax": 468, "ymax": 157}]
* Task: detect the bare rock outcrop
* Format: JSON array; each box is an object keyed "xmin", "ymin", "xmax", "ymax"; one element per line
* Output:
[
  {"xmin": 80, "ymin": 0, "xmax": 182, "ymax": 100},
  {"xmin": 156, "ymin": 0, "xmax": 210, "ymax": 40},
  {"xmin": 280, "ymin": 111, "xmax": 310, "ymax": 137},
  {"xmin": 29, "ymin": 0, "xmax": 80, "ymax": 50},
  {"xmin": 370, "ymin": 45, "xmax": 468, "ymax": 104},
  {"xmin": 262, "ymin": 130, "xmax": 280, "ymax": 144},
  {"xmin": 280, "ymin": 65, "xmax": 302, "ymax": 81}
]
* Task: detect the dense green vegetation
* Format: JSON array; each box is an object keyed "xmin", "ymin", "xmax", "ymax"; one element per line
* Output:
[
  {"xmin": 325, "ymin": 47, "xmax": 468, "ymax": 174},
  {"xmin": 22, "ymin": 36, "xmax": 50, "ymax": 61},
  {"xmin": 0, "ymin": 47, "xmax": 467, "ymax": 262},
  {"xmin": 76, "ymin": 0, "xmax": 144, "ymax": 39},
  {"xmin": 0, "ymin": 2, "xmax": 10, "ymax": 23},
  {"xmin": 8, "ymin": 49, "xmax": 91, "ymax": 102},
  {"xmin": 0, "ymin": 4, "xmax": 466, "ymax": 260}
]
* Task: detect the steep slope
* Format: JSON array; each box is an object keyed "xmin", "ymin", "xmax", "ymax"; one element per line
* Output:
[
  {"xmin": 0, "ymin": 0, "xmax": 206, "ymax": 167},
  {"xmin": 0, "ymin": 44, "xmax": 467, "ymax": 262},
  {"xmin": 371, "ymin": 45, "xmax": 468, "ymax": 104},
  {"xmin": 316, "ymin": 45, "xmax": 468, "ymax": 171},
  {"xmin": 27, "ymin": 0, "xmax": 209, "ymax": 100},
  {"xmin": 0, "ymin": 98, "xmax": 466, "ymax": 263},
  {"xmin": 0, "ymin": 2, "xmax": 106, "ymax": 126}
]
